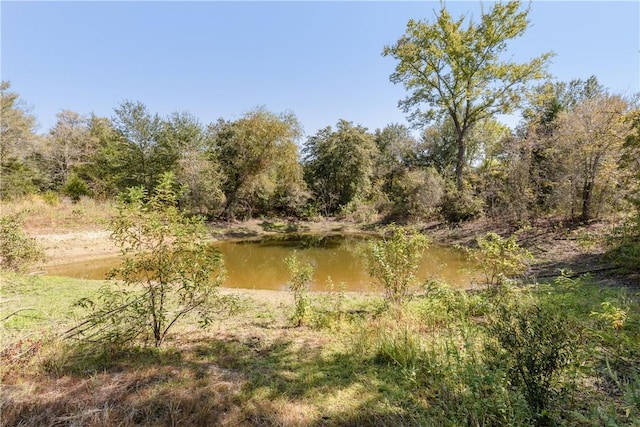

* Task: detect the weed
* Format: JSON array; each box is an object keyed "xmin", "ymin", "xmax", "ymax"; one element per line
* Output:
[{"xmin": 487, "ymin": 296, "xmax": 576, "ymax": 423}]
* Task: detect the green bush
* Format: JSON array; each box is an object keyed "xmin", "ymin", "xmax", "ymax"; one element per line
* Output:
[
  {"xmin": 284, "ymin": 251, "xmax": 315, "ymax": 327},
  {"xmin": 365, "ymin": 225, "xmax": 429, "ymax": 306},
  {"xmin": 469, "ymin": 232, "xmax": 534, "ymax": 288},
  {"xmin": 487, "ymin": 297, "xmax": 576, "ymax": 423},
  {"xmin": 68, "ymin": 172, "xmax": 228, "ymax": 348},
  {"xmin": 62, "ymin": 173, "xmax": 91, "ymax": 202},
  {"xmin": 606, "ymin": 212, "xmax": 640, "ymax": 271},
  {"xmin": 439, "ymin": 189, "xmax": 484, "ymax": 224},
  {"xmin": 0, "ymin": 212, "xmax": 44, "ymax": 272}
]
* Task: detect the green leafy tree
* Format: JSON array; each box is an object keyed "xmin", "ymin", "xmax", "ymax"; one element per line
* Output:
[
  {"xmin": 80, "ymin": 114, "xmax": 122, "ymax": 198},
  {"xmin": 0, "ymin": 81, "xmax": 43, "ymax": 199},
  {"xmin": 210, "ymin": 107, "xmax": 305, "ymax": 219},
  {"xmin": 111, "ymin": 100, "xmax": 178, "ymax": 192},
  {"xmin": 303, "ymin": 120, "xmax": 378, "ymax": 215},
  {"xmin": 374, "ymin": 123, "xmax": 419, "ymax": 191},
  {"xmin": 164, "ymin": 111, "xmax": 225, "ymax": 217},
  {"xmin": 383, "ymin": 0, "xmax": 552, "ymax": 191},
  {"xmin": 71, "ymin": 173, "xmax": 226, "ymax": 347}
]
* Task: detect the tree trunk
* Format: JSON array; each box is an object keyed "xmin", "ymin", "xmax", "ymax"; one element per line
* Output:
[
  {"xmin": 456, "ymin": 134, "xmax": 465, "ymax": 192},
  {"xmin": 581, "ymin": 180, "xmax": 594, "ymax": 221}
]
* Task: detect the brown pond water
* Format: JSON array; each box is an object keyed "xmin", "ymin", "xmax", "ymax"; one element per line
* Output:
[{"xmin": 45, "ymin": 234, "xmax": 479, "ymax": 291}]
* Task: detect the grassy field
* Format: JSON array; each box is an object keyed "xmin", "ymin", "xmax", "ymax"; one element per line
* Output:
[{"xmin": 1, "ymin": 270, "xmax": 639, "ymax": 426}]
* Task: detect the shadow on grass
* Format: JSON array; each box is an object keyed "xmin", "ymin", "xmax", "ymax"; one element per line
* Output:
[{"xmin": 2, "ymin": 333, "xmax": 423, "ymax": 426}]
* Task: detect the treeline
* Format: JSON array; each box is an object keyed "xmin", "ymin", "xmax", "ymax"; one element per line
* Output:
[{"xmin": 1, "ymin": 78, "xmax": 638, "ymax": 226}]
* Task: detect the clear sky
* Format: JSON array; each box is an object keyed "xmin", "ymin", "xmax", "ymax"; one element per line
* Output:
[{"xmin": 2, "ymin": 1, "xmax": 639, "ymax": 138}]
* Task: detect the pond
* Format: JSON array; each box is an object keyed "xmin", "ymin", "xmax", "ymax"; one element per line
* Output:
[{"xmin": 45, "ymin": 234, "xmax": 478, "ymax": 291}]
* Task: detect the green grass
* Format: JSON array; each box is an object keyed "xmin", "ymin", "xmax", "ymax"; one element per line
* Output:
[
  {"xmin": 1, "ymin": 271, "xmax": 639, "ymax": 426},
  {"xmin": 1, "ymin": 273, "xmax": 104, "ymax": 338}
]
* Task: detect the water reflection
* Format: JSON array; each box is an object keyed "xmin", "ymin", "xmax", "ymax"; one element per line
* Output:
[{"xmin": 45, "ymin": 233, "xmax": 477, "ymax": 291}]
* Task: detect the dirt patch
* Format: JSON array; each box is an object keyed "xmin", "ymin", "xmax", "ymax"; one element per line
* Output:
[{"xmin": 34, "ymin": 231, "xmax": 119, "ymax": 268}]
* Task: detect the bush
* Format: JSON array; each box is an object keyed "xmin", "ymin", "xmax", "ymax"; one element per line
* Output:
[
  {"xmin": 0, "ymin": 212, "xmax": 44, "ymax": 272},
  {"xmin": 284, "ymin": 252, "xmax": 315, "ymax": 327},
  {"xmin": 68, "ymin": 172, "xmax": 228, "ymax": 348},
  {"xmin": 487, "ymin": 297, "xmax": 576, "ymax": 422},
  {"xmin": 606, "ymin": 212, "xmax": 640, "ymax": 271},
  {"xmin": 439, "ymin": 189, "xmax": 484, "ymax": 224},
  {"xmin": 365, "ymin": 226, "xmax": 429, "ymax": 306},
  {"xmin": 62, "ymin": 174, "xmax": 91, "ymax": 202},
  {"xmin": 388, "ymin": 168, "xmax": 445, "ymax": 221},
  {"xmin": 468, "ymin": 232, "xmax": 533, "ymax": 288}
]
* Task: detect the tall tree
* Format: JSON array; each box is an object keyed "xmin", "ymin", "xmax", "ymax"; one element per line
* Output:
[
  {"xmin": 303, "ymin": 120, "xmax": 377, "ymax": 215},
  {"xmin": 111, "ymin": 100, "xmax": 177, "ymax": 192},
  {"xmin": 209, "ymin": 107, "xmax": 304, "ymax": 220},
  {"xmin": 519, "ymin": 76, "xmax": 611, "ymax": 217},
  {"xmin": 555, "ymin": 93, "xmax": 630, "ymax": 221},
  {"xmin": 164, "ymin": 111, "xmax": 224, "ymax": 216},
  {"xmin": 383, "ymin": 0, "xmax": 552, "ymax": 191},
  {"xmin": 44, "ymin": 110, "xmax": 94, "ymax": 189},
  {"xmin": 374, "ymin": 123, "xmax": 419, "ymax": 192},
  {"xmin": 0, "ymin": 81, "xmax": 42, "ymax": 199}
]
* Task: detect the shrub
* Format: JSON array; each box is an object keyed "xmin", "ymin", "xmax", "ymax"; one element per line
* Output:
[
  {"xmin": 487, "ymin": 297, "xmax": 576, "ymax": 422},
  {"xmin": 388, "ymin": 168, "xmax": 445, "ymax": 221},
  {"xmin": 0, "ymin": 212, "xmax": 44, "ymax": 272},
  {"xmin": 606, "ymin": 212, "xmax": 640, "ymax": 271},
  {"xmin": 284, "ymin": 251, "xmax": 315, "ymax": 327},
  {"xmin": 469, "ymin": 232, "xmax": 533, "ymax": 288},
  {"xmin": 365, "ymin": 226, "xmax": 429, "ymax": 305},
  {"xmin": 62, "ymin": 174, "xmax": 91, "ymax": 202},
  {"xmin": 68, "ymin": 172, "xmax": 227, "ymax": 347},
  {"xmin": 439, "ymin": 189, "xmax": 484, "ymax": 224}
]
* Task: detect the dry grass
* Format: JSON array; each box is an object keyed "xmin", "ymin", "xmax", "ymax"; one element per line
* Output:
[{"xmin": 1, "ymin": 195, "xmax": 117, "ymax": 234}]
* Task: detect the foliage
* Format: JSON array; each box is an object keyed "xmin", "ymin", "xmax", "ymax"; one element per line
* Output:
[
  {"xmin": 62, "ymin": 173, "xmax": 91, "ymax": 202},
  {"xmin": 210, "ymin": 107, "xmax": 306, "ymax": 220},
  {"xmin": 387, "ymin": 168, "xmax": 445, "ymax": 222},
  {"xmin": 439, "ymin": 188, "xmax": 484, "ymax": 224},
  {"xmin": 0, "ymin": 81, "xmax": 43, "ymax": 200},
  {"xmin": 69, "ymin": 173, "xmax": 227, "ymax": 347},
  {"xmin": 469, "ymin": 232, "xmax": 533, "ymax": 287},
  {"xmin": 284, "ymin": 251, "xmax": 315, "ymax": 327},
  {"xmin": 487, "ymin": 296, "xmax": 576, "ymax": 422},
  {"xmin": 604, "ymin": 109, "xmax": 640, "ymax": 271},
  {"xmin": 383, "ymin": 0, "xmax": 552, "ymax": 190},
  {"xmin": 0, "ymin": 212, "xmax": 44, "ymax": 272},
  {"xmin": 44, "ymin": 110, "xmax": 95, "ymax": 190},
  {"xmin": 554, "ymin": 93, "xmax": 630, "ymax": 221},
  {"xmin": 303, "ymin": 120, "xmax": 378, "ymax": 216},
  {"xmin": 365, "ymin": 226, "xmax": 428, "ymax": 305},
  {"xmin": 607, "ymin": 217, "xmax": 640, "ymax": 272}
]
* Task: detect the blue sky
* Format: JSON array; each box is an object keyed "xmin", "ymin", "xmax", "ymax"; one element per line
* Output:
[{"xmin": 2, "ymin": 1, "xmax": 639, "ymax": 137}]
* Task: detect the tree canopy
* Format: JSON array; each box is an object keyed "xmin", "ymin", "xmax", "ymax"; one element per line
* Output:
[{"xmin": 383, "ymin": 0, "xmax": 553, "ymax": 191}]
